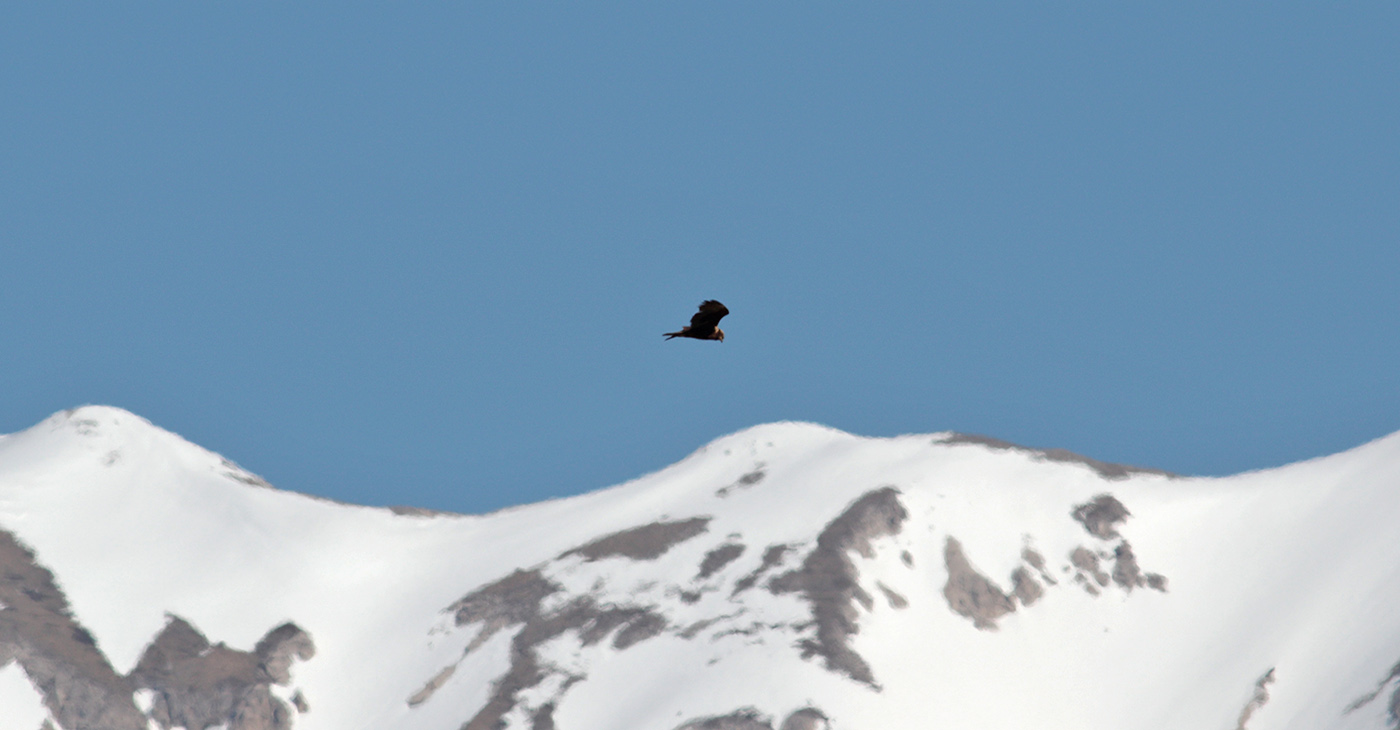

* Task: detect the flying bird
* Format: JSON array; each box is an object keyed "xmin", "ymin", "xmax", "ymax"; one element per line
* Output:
[{"xmin": 664, "ymin": 300, "xmax": 729, "ymax": 342}]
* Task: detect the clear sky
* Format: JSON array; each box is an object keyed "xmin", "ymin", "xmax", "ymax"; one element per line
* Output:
[{"xmin": 3, "ymin": 4, "xmax": 1397, "ymax": 514}]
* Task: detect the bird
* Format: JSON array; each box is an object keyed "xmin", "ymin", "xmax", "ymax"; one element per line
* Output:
[{"xmin": 664, "ymin": 300, "xmax": 729, "ymax": 342}]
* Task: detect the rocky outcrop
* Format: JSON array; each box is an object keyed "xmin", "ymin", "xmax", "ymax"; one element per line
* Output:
[
  {"xmin": 675, "ymin": 707, "xmax": 774, "ymax": 730},
  {"xmin": 943, "ymin": 537, "xmax": 1016, "ymax": 630},
  {"xmin": 1072, "ymin": 494, "xmax": 1131, "ymax": 540},
  {"xmin": 769, "ymin": 487, "xmax": 908, "ymax": 687},
  {"xmin": 562, "ymin": 518, "xmax": 712, "ymax": 562},
  {"xmin": 674, "ymin": 706, "xmax": 829, "ymax": 730},
  {"xmin": 779, "ymin": 708, "xmax": 830, "ymax": 730},
  {"xmin": 128, "ymin": 616, "xmax": 315, "ymax": 730},
  {"xmin": 937, "ymin": 434, "xmax": 1174, "ymax": 480},
  {"xmin": 439, "ymin": 515, "xmax": 713, "ymax": 727},
  {"xmin": 698, "ymin": 543, "xmax": 746, "ymax": 579},
  {"xmin": 1234, "ymin": 668, "xmax": 1275, "ymax": 730},
  {"xmin": 0, "ymin": 528, "xmax": 147, "ymax": 730},
  {"xmin": 0, "ymin": 526, "xmax": 314, "ymax": 730}
]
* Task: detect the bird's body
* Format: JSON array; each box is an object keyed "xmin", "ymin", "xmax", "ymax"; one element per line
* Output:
[{"xmin": 664, "ymin": 300, "xmax": 729, "ymax": 342}]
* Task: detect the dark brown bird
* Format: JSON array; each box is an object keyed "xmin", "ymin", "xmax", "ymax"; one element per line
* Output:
[{"xmin": 664, "ymin": 300, "xmax": 729, "ymax": 342}]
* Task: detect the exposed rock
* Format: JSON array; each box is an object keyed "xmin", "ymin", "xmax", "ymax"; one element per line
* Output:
[
  {"xmin": 716, "ymin": 465, "xmax": 767, "ymax": 497},
  {"xmin": 0, "ymin": 528, "xmax": 147, "ymax": 730},
  {"xmin": 676, "ymin": 707, "xmax": 773, "ymax": 730},
  {"xmin": 613, "ymin": 611, "xmax": 667, "ymax": 650},
  {"xmin": 769, "ymin": 488, "xmax": 908, "ymax": 687},
  {"xmin": 290, "ymin": 690, "xmax": 308, "ymax": 713},
  {"xmin": 128, "ymin": 615, "xmax": 315, "ymax": 730},
  {"xmin": 386, "ymin": 505, "xmax": 461, "ymax": 518},
  {"xmin": 407, "ymin": 665, "xmax": 455, "ymax": 706},
  {"xmin": 780, "ymin": 707, "xmax": 829, "ymax": 730},
  {"xmin": 1022, "ymin": 547, "xmax": 1056, "ymax": 585},
  {"xmin": 532, "ymin": 701, "xmax": 557, "ymax": 730},
  {"xmin": 942, "ymin": 537, "xmax": 1016, "ymax": 630},
  {"xmin": 255, "ymin": 622, "xmax": 316, "ymax": 685},
  {"xmin": 900, "ymin": 550, "xmax": 914, "ymax": 568},
  {"xmin": 457, "ymin": 597, "xmax": 597, "ymax": 730},
  {"xmin": 698, "ymin": 544, "xmax": 747, "ymax": 579},
  {"xmin": 876, "ymin": 582, "xmax": 908, "ymax": 609},
  {"xmin": 937, "ymin": 433, "xmax": 1174, "ymax": 480},
  {"xmin": 228, "ymin": 686, "xmax": 294, "ymax": 730},
  {"xmin": 562, "ymin": 518, "xmax": 712, "ymax": 562},
  {"xmin": 1072, "ymin": 494, "xmax": 1131, "ymax": 540},
  {"xmin": 1010, "ymin": 567, "xmax": 1043, "ymax": 607},
  {"xmin": 1345, "ymin": 659, "xmax": 1400, "ymax": 722},
  {"xmin": 1146, "ymin": 573, "xmax": 1168, "ymax": 592},
  {"xmin": 444, "ymin": 520, "xmax": 710, "ymax": 728},
  {"xmin": 733, "ymin": 545, "xmax": 791, "ymax": 595},
  {"xmin": 1111, "ymin": 541, "xmax": 1159, "ymax": 592},
  {"xmin": 1234, "ymin": 668, "xmax": 1275, "ymax": 730},
  {"xmin": 448, "ymin": 569, "xmax": 560, "ymax": 650},
  {"xmin": 1070, "ymin": 547, "xmax": 1111, "ymax": 588}
]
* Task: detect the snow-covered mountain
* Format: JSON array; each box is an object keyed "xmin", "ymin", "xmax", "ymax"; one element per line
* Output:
[{"xmin": 2, "ymin": 406, "xmax": 1400, "ymax": 730}]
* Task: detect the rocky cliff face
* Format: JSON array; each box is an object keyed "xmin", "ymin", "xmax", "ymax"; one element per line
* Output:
[{"xmin": 0, "ymin": 527, "xmax": 314, "ymax": 730}]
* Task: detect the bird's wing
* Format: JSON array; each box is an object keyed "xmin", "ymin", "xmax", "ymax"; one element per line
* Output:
[{"xmin": 689, "ymin": 300, "xmax": 729, "ymax": 330}]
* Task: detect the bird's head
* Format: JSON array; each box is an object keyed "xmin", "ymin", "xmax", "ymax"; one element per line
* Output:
[{"xmin": 716, "ymin": 328, "xmax": 725, "ymax": 342}]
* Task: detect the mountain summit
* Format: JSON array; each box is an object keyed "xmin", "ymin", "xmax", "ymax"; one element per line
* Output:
[{"xmin": 2, "ymin": 406, "xmax": 1400, "ymax": 730}]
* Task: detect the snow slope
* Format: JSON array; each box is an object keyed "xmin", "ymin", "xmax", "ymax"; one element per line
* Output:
[{"xmin": 1, "ymin": 406, "xmax": 1399, "ymax": 730}]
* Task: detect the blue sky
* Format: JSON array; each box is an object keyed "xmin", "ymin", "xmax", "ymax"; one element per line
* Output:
[{"xmin": 3, "ymin": 4, "xmax": 1397, "ymax": 513}]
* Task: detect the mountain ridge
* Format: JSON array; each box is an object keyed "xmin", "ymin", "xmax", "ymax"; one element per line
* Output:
[{"xmin": 2, "ymin": 406, "xmax": 1399, "ymax": 730}]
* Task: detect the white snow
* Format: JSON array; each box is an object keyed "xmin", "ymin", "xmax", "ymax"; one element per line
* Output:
[{"xmin": 0, "ymin": 405, "xmax": 1399, "ymax": 729}]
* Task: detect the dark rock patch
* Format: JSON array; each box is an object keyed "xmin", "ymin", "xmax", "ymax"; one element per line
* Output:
[
  {"xmin": 942, "ymin": 537, "xmax": 1016, "ymax": 630},
  {"xmin": 1070, "ymin": 547, "xmax": 1111, "ymax": 588},
  {"xmin": 531, "ymin": 701, "xmax": 557, "ymax": 730},
  {"xmin": 780, "ymin": 708, "xmax": 829, "ymax": 730},
  {"xmin": 613, "ymin": 611, "xmax": 667, "ymax": 650},
  {"xmin": 444, "ymin": 568, "xmax": 673, "ymax": 725},
  {"xmin": 1234, "ymin": 668, "xmax": 1275, "ymax": 730},
  {"xmin": 0, "ymin": 527, "xmax": 147, "ymax": 730},
  {"xmin": 449, "ymin": 569, "xmax": 560, "ymax": 649},
  {"xmin": 1111, "ymin": 541, "xmax": 1156, "ymax": 592},
  {"xmin": 1072, "ymin": 494, "xmax": 1131, "ymax": 540},
  {"xmin": 1146, "ymin": 573, "xmax": 1168, "ymax": 592},
  {"xmin": 457, "ymin": 598, "xmax": 595, "ymax": 730},
  {"xmin": 876, "ymin": 582, "xmax": 908, "ymax": 609},
  {"xmin": 1010, "ymin": 567, "xmax": 1043, "ymax": 607},
  {"xmin": 676, "ymin": 707, "xmax": 773, "ymax": 730},
  {"xmin": 716, "ymin": 465, "xmax": 767, "ymax": 497},
  {"xmin": 1345, "ymin": 659, "xmax": 1400, "ymax": 723},
  {"xmin": 387, "ymin": 505, "xmax": 461, "ymax": 518},
  {"xmin": 128, "ymin": 615, "xmax": 315, "ymax": 730},
  {"xmin": 1022, "ymin": 547, "xmax": 1056, "ymax": 585},
  {"xmin": 407, "ymin": 665, "xmax": 455, "ymax": 707},
  {"xmin": 698, "ymin": 544, "xmax": 747, "ymax": 580},
  {"xmin": 937, "ymin": 433, "xmax": 1175, "ymax": 480},
  {"xmin": 768, "ymin": 487, "xmax": 908, "ymax": 687},
  {"xmin": 562, "ymin": 517, "xmax": 711, "ymax": 562},
  {"xmin": 576, "ymin": 606, "xmax": 668, "ymax": 650},
  {"xmin": 733, "ymin": 545, "xmax": 791, "ymax": 596},
  {"xmin": 900, "ymin": 550, "xmax": 914, "ymax": 568}
]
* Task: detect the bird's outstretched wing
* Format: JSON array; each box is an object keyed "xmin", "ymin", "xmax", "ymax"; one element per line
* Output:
[{"xmin": 688, "ymin": 300, "xmax": 729, "ymax": 334}]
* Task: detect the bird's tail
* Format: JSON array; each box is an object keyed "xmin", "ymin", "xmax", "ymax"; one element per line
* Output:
[{"xmin": 663, "ymin": 331, "xmax": 682, "ymax": 339}]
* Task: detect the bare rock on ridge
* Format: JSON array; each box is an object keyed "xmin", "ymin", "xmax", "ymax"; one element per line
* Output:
[
  {"xmin": 768, "ymin": 487, "xmax": 909, "ymax": 687},
  {"xmin": 943, "ymin": 537, "xmax": 1016, "ymax": 630},
  {"xmin": 0, "ymin": 528, "xmax": 147, "ymax": 730}
]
